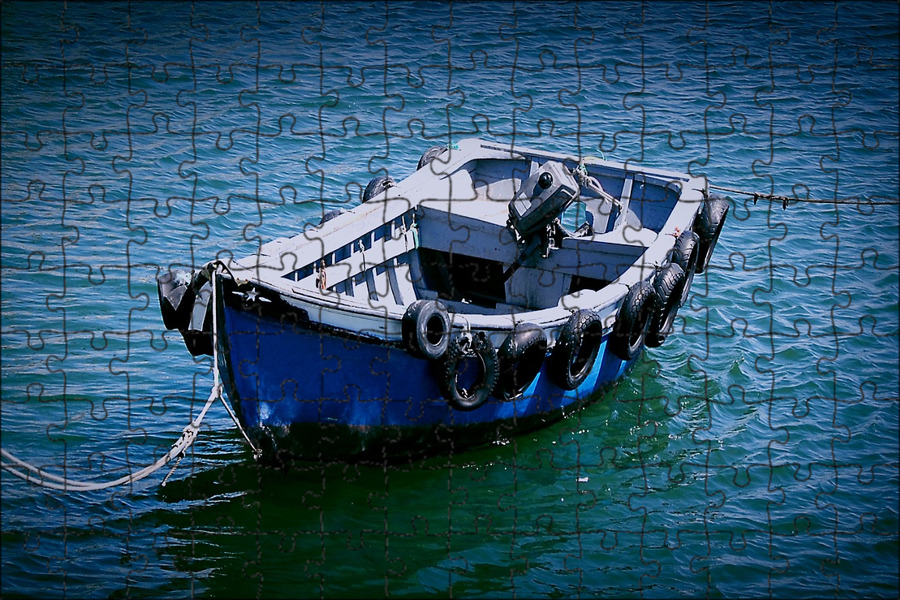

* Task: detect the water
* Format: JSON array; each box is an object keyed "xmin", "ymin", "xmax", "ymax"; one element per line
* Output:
[{"xmin": 2, "ymin": 1, "xmax": 898, "ymax": 597}]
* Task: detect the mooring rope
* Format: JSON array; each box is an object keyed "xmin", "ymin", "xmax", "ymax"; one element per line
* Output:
[
  {"xmin": 1, "ymin": 267, "xmax": 260, "ymax": 491},
  {"xmin": 1, "ymin": 385, "xmax": 219, "ymax": 492},
  {"xmin": 708, "ymin": 184, "xmax": 900, "ymax": 209},
  {"xmin": 204, "ymin": 266, "xmax": 260, "ymax": 460}
]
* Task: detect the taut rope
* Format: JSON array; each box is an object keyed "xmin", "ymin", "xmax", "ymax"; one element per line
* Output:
[{"xmin": 708, "ymin": 184, "xmax": 899, "ymax": 209}]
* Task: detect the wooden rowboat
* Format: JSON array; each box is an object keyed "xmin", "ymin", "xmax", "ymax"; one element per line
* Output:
[{"xmin": 157, "ymin": 138, "xmax": 728, "ymax": 461}]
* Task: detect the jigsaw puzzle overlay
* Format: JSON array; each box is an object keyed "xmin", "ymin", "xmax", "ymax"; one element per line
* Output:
[{"xmin": 2, "ymin": 1, "xmax": 898, "ymax": 598}]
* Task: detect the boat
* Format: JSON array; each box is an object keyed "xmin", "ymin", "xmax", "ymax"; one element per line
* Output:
[{"xmin": 156, "ymin": 138, "xmax": 729, "ymax": 462}]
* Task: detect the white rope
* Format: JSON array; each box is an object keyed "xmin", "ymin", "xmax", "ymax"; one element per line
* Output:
[
  {"xmin": 0, "ymin": 386, "xmax": 217, "ymax": 491},
  {"xmin": 217, "ymin": 394, "xmax": 262, "ymax": 460},
  {"xmin": 209, "ymin": 269, "xmax": 262, "ymax": 460},
  {"xmin": 0, "ymin": 265, "xmax": 261, "ymax": 491},
  {"xmin": 211, "ymin": 269, "xmax": 221, "ymax": 392},
  {"xmin": 575, "ymin": 160, "xmax": 622, "ymax": 209},
  {"xmin": 708, "ymin": 184, "xmax": 900, "ymax": 207}
]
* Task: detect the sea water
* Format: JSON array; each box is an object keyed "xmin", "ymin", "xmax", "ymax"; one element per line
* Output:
[{"xmin": 2, "ymin": 2, "xmax": 898, "ymax": 597}]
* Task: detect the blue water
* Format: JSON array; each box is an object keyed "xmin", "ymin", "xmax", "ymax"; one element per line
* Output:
[{"xmin": 2, "ymin": 1, "xmax": 898, "ymax": 598}]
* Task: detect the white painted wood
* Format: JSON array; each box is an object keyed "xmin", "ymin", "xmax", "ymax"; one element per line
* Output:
[
  {"xmin": 297, "ymin": 228, "xmax": 416, "ymax": 290},
  {"xmin": 388, "ymin": 261, "xmax": 418, "ymax": 306},
  {"xmin": 213, "ymin": 137, "xmax": 710, "ymax": 347},
  {"xmin": 612, "ymin": 174, "xmax": 635, "ymax": 232}
]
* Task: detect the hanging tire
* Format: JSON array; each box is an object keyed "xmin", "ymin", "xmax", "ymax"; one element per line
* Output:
[
  {"xmin": 671, "ymin": 229, "xmax": 699, "ymax": 306},
  {"xmin": 646, "ymin": 263, "xmax": 687, "ymax": 348},
  {"xmin": 610, "ymin": 281, "xmax": 658, "ymax": 361},
  {"xmin": 417, "ymin": 145, "xmax": 447, "ymax": 170},
  {"xmin": 694, "ymin": 194, "xmax": 729, "ymax": 273},
  {"xmin": 402, "ymin": 299, "xmax": 451, "ymax": 360},
  {"xmin": 495, "ymin": 323, "xmax": 547, "ymax": 400},
  {"xmin": 441, "ymin": 333, "xmax": 499, "ymax": 411},
  {"xmin": 157, "ymin": 271, "xmax": 194, "ymax": 331},
  {"xmin": 183, "ymin": 306, "xmax": 213, "ymax": 356},
  {"xmin": 362, "ymin": 175, "xmax": 395, "ymax": 203},
  {"xmin": 549, "ymin": 310, "xmax": 605, "ymax": 390},
  {"xmin": 183, "ymin": 275, "xmax": 214, "ymax": 356}
]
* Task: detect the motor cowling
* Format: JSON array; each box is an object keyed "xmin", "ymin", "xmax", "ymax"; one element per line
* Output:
[{"xmin": 508, "ymin": 161, "xmax": 579, "ymax": 241}]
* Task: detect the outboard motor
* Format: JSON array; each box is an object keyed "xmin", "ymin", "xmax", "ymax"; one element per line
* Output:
[
  {"xmin": 508, "ymin": 160, "xmax": 579, "ymax": 241},
  {"xmin": 503, "ymin": 161, "xmax": 580, "ymax": 282}
]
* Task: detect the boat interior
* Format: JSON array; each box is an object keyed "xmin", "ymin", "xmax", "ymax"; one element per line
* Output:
[{"xmin": 268, "ymin": 155, "xmax": 685, "ymax": 316}]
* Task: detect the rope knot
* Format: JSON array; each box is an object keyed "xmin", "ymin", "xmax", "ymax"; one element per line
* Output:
[{"xmin": 176, "ymin": 423, "xmax": 199, "ymax": 451}]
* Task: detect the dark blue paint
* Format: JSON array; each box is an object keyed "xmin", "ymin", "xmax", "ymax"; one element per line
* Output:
[{"xmin": 219, "ymin": 294, "xmax": 636, "ymax": 451}]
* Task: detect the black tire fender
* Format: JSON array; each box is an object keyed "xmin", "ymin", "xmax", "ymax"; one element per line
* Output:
[
  {"xmin": 318, "ymin": 207, "xmax": 344, "ymax": 226},
  {"xmin": 441, "ymin": 333, "xmax": 499, "ymax": 411},
  {"xmin": 402, "ymin": 299, "xmax": 451, "ymax": 360},
  {"xmin": 495, "ymin": 323, "xmax": 547, "ymax": 400},
  {"xmin": 610, "ymin": 281, "xmax": 658, "ymax": 361},
  {"xmin": 183, "ymin": 308, "xmax": 213, "ymax": 356},
  {"xmin": 417, "ymin": 145, "xmax": 447, "ymax": 170},
  {"xmin": 670, "ymin": 229, "xmax": 699, "ymax": 306},
  {"xmin": 157, "ymin": 270, "xmax": 193, "ymax": 331},
  {"xmin": 646, "ymin": 263, "xmax": 687, "ymax": 348},
  {"xmin": 549, "ymin": 309, "xmax": 605, "ymax": 390},
  {"xmin": 183, "ymin": 272, "xmax": 214, "ymax": 356},
  {"xmin": 362, "ymin": 175, "xmax": 395, "ymax": 203},
  {"xmin": 693, "ymin": 194, "xmax": 729, "ymax": 273}
]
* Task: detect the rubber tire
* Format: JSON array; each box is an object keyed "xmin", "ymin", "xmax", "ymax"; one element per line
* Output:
[
  {"xmin": 319, "ymin": 208, "xmax": 344, "ymax": 225},
  {"xmin": 495, "ymin": 323, "xmax": 547, "ymax": 400},
  {"xmin": 183, "ymin": 305, "xmax": 213, "ymax": 356},
  {"xmin": 157, "ymin": 271, "xmax": 193, "ymax": 330},
  {"xmin": 610, "ymin": 281, "xmax": 658, "ymax": 361},
  {"xmin": 362, "ymin": 175, "xmax": 395, "ymax": 203},
  {"xmin": 671, "ymin": 229, "xmax": 699, "ymax": 306},
  {"xmin": 646, "ymin": 263, "xmax": 687, "ymax": 348},
  {"xmin": 441, "ymin": 333, "xmax": 499, "ymax": 411},
  {"xmin": 417, "ymin": 145, "xmax": 447, "ymax": 170},
  {"xmin": 179, "ymin": 270, "xmax": 214, "ymax": 356},
  {"xmin": 549, "ymin": 310, "xmax": 605, "ymax": 390},
  {"xmin": 402, "ymin": 299, "xmax": 451, "ymax": 360},
  {"xmin": 694, "ymin": 195, "xmax": 729, "ymax": 274}
]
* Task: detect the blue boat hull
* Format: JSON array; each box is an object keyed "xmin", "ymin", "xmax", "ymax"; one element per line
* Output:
[{"xmin": 215, "ymin": 279, "xmax": 639, "ymax": 461}]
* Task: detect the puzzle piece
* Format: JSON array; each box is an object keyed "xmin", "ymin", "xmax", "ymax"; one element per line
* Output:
[{"xmin": 2, "ymin": 1, "xmax": 898, "ymax": 598}]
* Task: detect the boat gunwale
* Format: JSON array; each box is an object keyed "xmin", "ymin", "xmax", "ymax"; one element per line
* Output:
[{"xmin": 216, "ymin": 138, "xmax": 708, "ymax": 343}]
